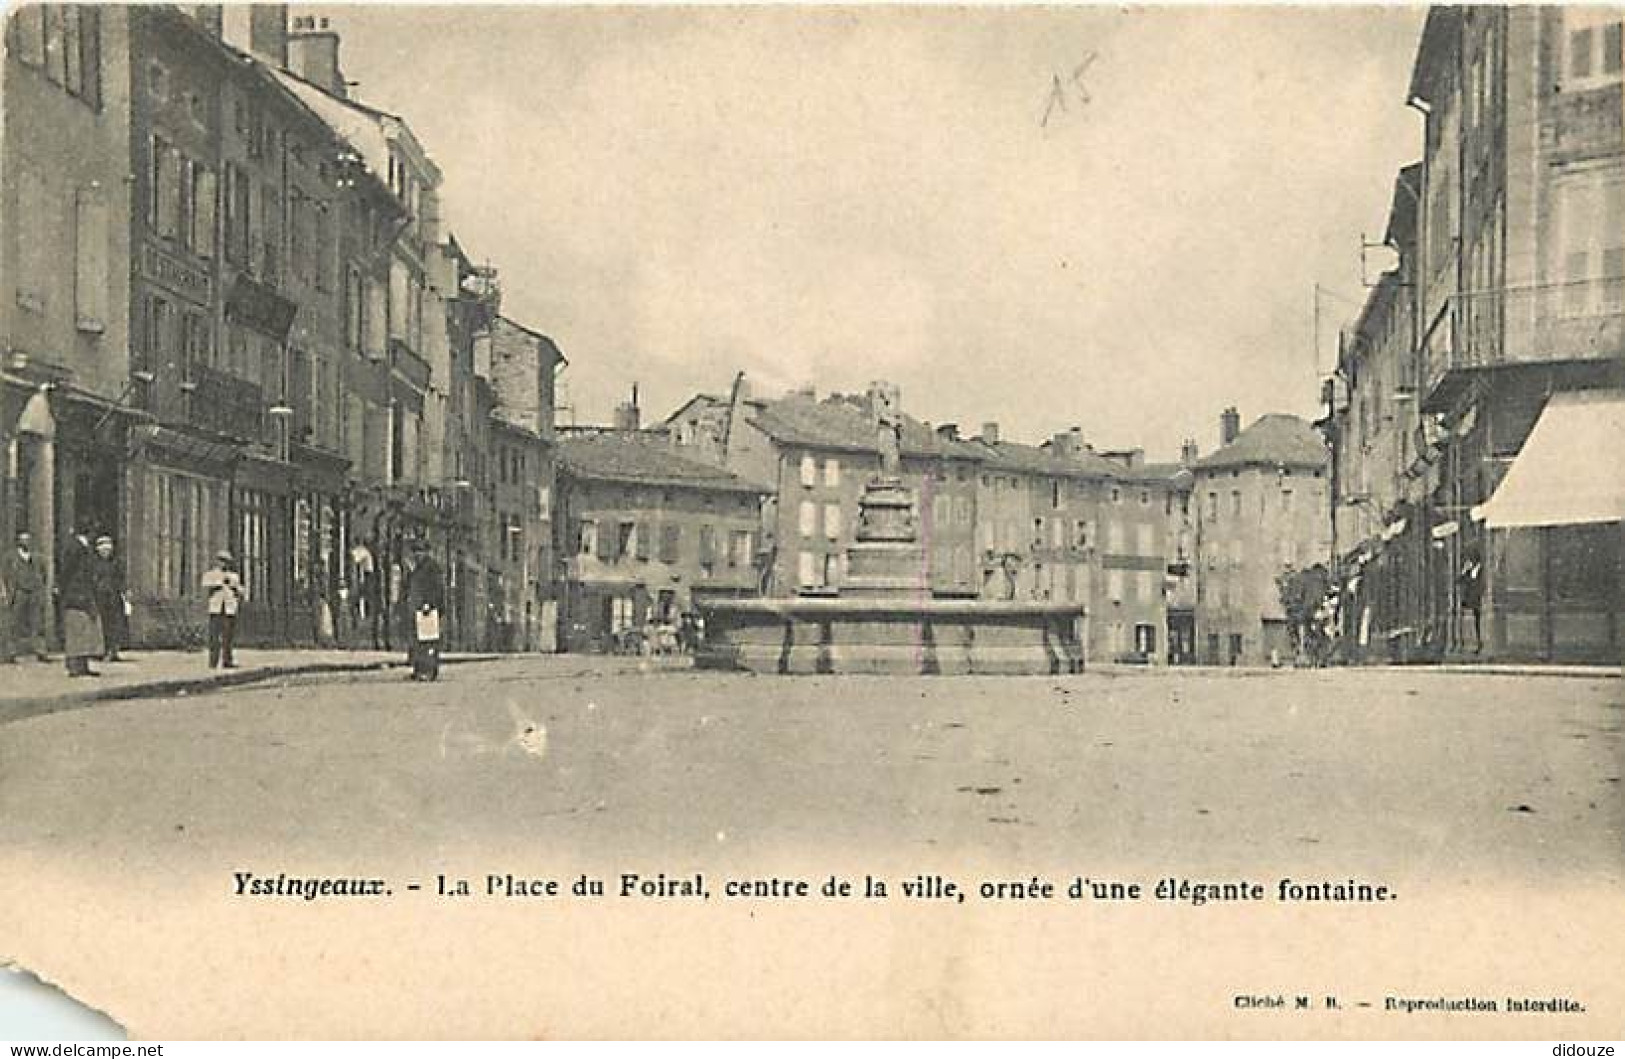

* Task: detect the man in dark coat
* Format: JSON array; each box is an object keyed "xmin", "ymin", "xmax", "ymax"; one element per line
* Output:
[
  {"xmin": 404, "ymin": 539, "xmax": 445, "ymax": 679},
  {"xmin": 2, "ymin": 531, "xmax": 49, "ymax": 662},
  {"xmin": 58, "ymin": 528, "xmax": 103, "ymax": 677},
  {"xmin": 92, "ymin": 535, "xmax": 128, "ymax": 661}
]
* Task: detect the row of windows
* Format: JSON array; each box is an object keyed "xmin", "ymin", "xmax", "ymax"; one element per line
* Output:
[
  {"xmin": 979, "ymin": 517, "xmax": 1159, "ymax": 557},
  {"xmin": 798, "ymin": 454, "xmax": 842, "ymax": 488},
  {"xmin": 798, "ymin": 500, "xmax": 842, "ymax": 540},
  {"xmin": 579, "ymin": 521, "xmax": 754, "ymax": 570},
  {"xmin": 1203, "ymin": 487, "xmax": 1299, "ymax": 521}
]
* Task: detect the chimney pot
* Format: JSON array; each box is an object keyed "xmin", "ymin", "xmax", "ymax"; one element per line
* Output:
[{"xmin": 981, "ymin": 422, "xmax": 1000, "ymax": 445}]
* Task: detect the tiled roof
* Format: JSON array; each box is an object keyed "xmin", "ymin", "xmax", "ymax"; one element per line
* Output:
[
  {"xmin": 974, "ymin": 439, "xmax": 1162, "ymax": 482},
  {"xmin": 558, "ymin": 432, "xmax": 770, "ymax": 494},
  {"xmin": 1195, "ymin": 414, "xmax": 1328, "ymax": 472}
]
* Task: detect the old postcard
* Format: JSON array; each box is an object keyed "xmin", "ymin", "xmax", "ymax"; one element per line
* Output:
[{"xmin": 0, "ymin": 1, "xmax": 1621, "ymax": 1040}]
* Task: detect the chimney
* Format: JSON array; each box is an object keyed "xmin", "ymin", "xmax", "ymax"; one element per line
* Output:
[
  {"xmin": 1220, "ymin": 406, "xmax": 1242, "ymax": 446},
  {"xmin": 613, "ymin": 384, "xmax": 641, "ymax": 432},
  {"xmin": 936, "ymin": 423, "xmax": 959, "ymax": 441},
  {"xmin": 287, "ymin": 16, "xmax": 347, "ymax": 97},
  {"xmin": 1180, "ymin": 437, "xmax": 1199, "ymax": 467},
  {"xmin": 187, "ymin": 5, "xmax": 224, "ymax": 37},
  {"xmin": 981, "ymin": 422, "xmax": 1000, "ymax": 445},
  {"xmin": 247, "ymin": 4, "xmax": 289, "ymax": 67}
]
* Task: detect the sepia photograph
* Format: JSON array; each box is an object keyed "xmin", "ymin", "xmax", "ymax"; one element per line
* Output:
[{"xmin": 0, "ymin": 0, "xmax": 1621, "ymax": 1041}]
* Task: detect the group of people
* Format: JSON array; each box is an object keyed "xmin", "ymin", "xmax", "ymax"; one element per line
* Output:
[
  {"xmin": 0, "ymin": 528, "xmax": 249, "ymax": 677},
  {"xmin": 613, "ymin": 612, "xmax": 705, "ymax": 656},
  {"xmin": 2, "ymin": 529, "xmax": 133, "ymax": 677}
]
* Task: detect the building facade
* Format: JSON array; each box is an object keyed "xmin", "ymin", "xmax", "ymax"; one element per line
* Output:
[
  {"xmin": 2, "ymin": 5, "xmax": 132, "ymax": 610},
  {"xmin": 1192, "ymin": 409, "xmax": 1332, "ymax": 666},
  {"xmin": 1393, "ymin": 6, "xmax": 1624, "ymax": 662},
  {"xmin": 2, "ymin": 4, "xmax": 565, "ymax": 653},
  {"xmin": 556, "ymin": 429, "xmax": 767, "ymax": 653}
]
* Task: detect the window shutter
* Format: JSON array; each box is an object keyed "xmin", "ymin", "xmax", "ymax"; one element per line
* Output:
[
  {"xmin": 72, "ymin": 185, "xmax": 107, "ymax": 332},
  {"xmin": 160, "ymin": 145, "xmax": 182, "ymax": 240},
  {"xmin": 195, "ymin": 166, "xmax": 217, "ymax": 259},
  {"xmin": 16, "ymin": 168, "xmax": 49, "ymax": 312}
]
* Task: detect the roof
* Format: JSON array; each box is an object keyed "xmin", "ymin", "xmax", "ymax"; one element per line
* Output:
[
  {"xmin": 746, "ymin": 394, "xmax": 984, "ymax": 461},
  {"xmin": 1406, "ymin": 7, "xmax": 1459, "ymax": 107},
  {"xmin": 1195, "ymin": 414, "xmax": 1328, "ymax": 472},
  {"xmin": 558, "ymin": 431, "xmax": 771, "ymax": 495},
  {"xmin": 1384, "ymin": 162, "xmax": 1423, "ymax": 249}
]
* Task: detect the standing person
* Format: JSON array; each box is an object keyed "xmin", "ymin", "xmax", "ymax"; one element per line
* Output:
[
  {"xmin": 1458, "ymin": 541, "xmax": 1485, "ymax": 655},
  {"xmin": 2, "ymin": 532, "xmax": 49, "ymax": 662},
  {"xmin": 404, "ymin": 539, "xmax": 444, "ymax": 681},
  {"xmin": 92, "ymin": 535, "xmax": 128, "ymax": 662},
  {"xmin": 58, "ymin": 528, "xmax": 103, "ymax": 677},
  {"xmin": 202, "ymin": 550, "xmax": 244, "ymax": 669}
]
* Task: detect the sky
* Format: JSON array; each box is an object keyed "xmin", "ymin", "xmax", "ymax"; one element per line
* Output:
[{"xmin": 303, "ymin": 3, "xmax": 1427, "ymax": 460}]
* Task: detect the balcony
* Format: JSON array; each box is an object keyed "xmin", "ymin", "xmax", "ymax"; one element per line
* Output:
[
  {"xmin": 389, "ymin": 337, "xmax": 432, "ymax": 392},
  {"xmin": 1420, "ymin": 278, "xmax": 1625, "ymax": 411}
]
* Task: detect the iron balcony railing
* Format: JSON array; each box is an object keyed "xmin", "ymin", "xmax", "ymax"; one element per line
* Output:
[{"xmin": 1420, "ymin": 277, "xmax": 1625, "ymax": 405}]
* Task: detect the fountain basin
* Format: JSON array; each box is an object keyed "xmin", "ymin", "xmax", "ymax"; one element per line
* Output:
[{"xmin": 696, "ymin": 597, "xmax": 1086, "ymax": 675}]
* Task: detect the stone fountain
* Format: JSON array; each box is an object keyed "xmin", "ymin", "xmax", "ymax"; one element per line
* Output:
[{"xmin": 696, "ymin": 400, "xmax": 1086, "ymax": 676}]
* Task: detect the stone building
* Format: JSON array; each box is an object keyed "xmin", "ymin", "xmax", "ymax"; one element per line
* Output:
[
  {"xmin": 1402, "ymin": 6, "xmax": 1624, "ymax": 662},
  {"xmin": 1192, "ymin": 409, "xmax": 1332, "ymax": 666},
  {"xmin": 1, "ymin": 4, "xmax": 564, "ymax": 652},
  {"xmin": 1, "ymin": 4, "xmax": 132, "ymax": 607},
  {"xmin": 1323, "ymin": 164, "xmax": 1434, "ymax": 663},
  {"xmin": 556, "ymin": 429, "xmax": 768, "ymax": 654}
]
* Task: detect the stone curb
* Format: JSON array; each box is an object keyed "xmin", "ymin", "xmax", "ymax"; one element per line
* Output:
[{"xmin": 0, "ymin": 654, "xmax": 506, "ymax": 727}]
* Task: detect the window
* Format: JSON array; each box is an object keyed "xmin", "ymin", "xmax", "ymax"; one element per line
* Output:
[
  {"xmin": 798, "ymin": 551, "xmax": 818, "ymax": 589},
  {"xmin": 1074, "ymin": 519, "xmax": 1090, "ymax": 549},
  {"xmin": 698, "ymin": 526, "xmax": 717, "ymax": 570},
  {"xmin": 1107, "ymin": 521, "xmax": 1125, "ymax": 554},
  {"xmin": 1107, "ymin": 569, "xmax": 1124, "ymax": 603},
  {"xmin": 1135, "ymin": 623, "xmax": 1157, "ymax": 656},
  {"xmin": 659, "ymin": 524, "xmax": 680, "ymax": 564},
  {"xmin": 615, "ymin": 521, "xmax": 636, "ymax": 561},
  {"xmin": 224, "ymin": 164, "xmax": 251, "ymax": 266},
  {"xmin": 798, "ymin": 500, "xmax": 816, "ymax": 537},
  {"xmin": 1032, "ymin": 518, "xmax": 1045, "ymax": 548},
  {"xmin": 1206, "ymin": 492, "xmax": 1218, "ymax": 521},
  {"xmin": 799, "ymin": 454, "xmax": 817, "ymax": 487},
  {"xmin": 1553, "ymin": 170, "xmax": 1625, "ymax": 317},
  {"xmin": 1230, "ymin": 490, "xmax": 1242, "ymax": 517},
  {"xmin": 729, "ymin": 530, "xmax": 752, "ymax": 568},
  {"xmin": 1139, "ymin": 490, "xmax": 1150, "ymax": 506},
  {"xmin": 823, "ymin": 458, "xmax": 840, "ymax": 487},
  {"xmin": 1110, "ymin": 487, "xmax": 1122, "ymax": 504},
  {"xmin": 1281, "ymin": 489, "xmax": 1294, "ymax": 513},
  {"xmin": 1138, "ymin": 569, "xmax": 1156, "ymax": 602},
  {"xmin": 823, "ymin": 502, "xmax": 841, "ymax": 540},
  {"xmin": 1050, "ymin": 481, "xmax": 1062, "ymax": 510},
  {"xmin": 235, "ymin": 488, "xmax": 271, "ymax": 602},
  {"xmin": 578, "ymin": 520, "xmax": 598, "ymax": 556},
  {"xmin": 822, "ymin": 553, "xmax": 840, "ymax": 587},
  {"xmin": 1565, "ymin": 12, "xmax": 1625, "ymax": 87},
  {"xmin": 1135, "ymin": 523, "xmax": 1155, "ymax": 557},
  {"xmin": 1050, "ymin": 516, "xmax": 1064, "ymax": 549},
  {"xmin": 634, "ymin": 521, "xmax": 650, "ymax": 561}
]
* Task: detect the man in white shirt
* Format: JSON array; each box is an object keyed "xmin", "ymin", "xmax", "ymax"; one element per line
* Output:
[{"xmin": 201, "ymin": 550, "xmax": 245, "ymax": 669}]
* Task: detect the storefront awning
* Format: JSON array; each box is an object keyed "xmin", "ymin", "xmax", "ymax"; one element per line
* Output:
[{"xmin": 1479, "ymin": 390, "xmax": 1625, "ymax": 529}]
